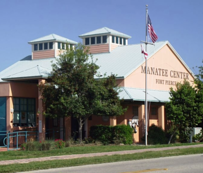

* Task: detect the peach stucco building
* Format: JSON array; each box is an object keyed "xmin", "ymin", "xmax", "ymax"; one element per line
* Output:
[{"xmin": 0, "ymin": 27, "xmax": 195, "ymax": 146}]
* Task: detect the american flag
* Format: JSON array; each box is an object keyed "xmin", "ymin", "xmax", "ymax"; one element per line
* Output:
[
  {"xmin": 148, "ymin": 15, "xmax": 158, "ymax": 43},
  {"xmin": 141, "ymin": 45, "xmax": 148, "ymax": 59}
]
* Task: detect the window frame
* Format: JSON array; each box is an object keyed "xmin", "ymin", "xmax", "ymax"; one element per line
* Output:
[
  {"xmin": 123, "ymin": 38, "xmax": 126, "ymax": 45},
  {"xmin": 120, "ymin": 37, "xmax": 122, "ymax": 45},
  {"xmin": 116, "ymin": 37, "xmax": 119, "ymax": 44},
  {"xmin": 13, "ymin": 98, "xmax": 36, "ymax": 127},
  {"xmin": 91, "ymin": 37, "xmax": 95, "ymax": 45},
  {"xmin": 85, "ymin": 38, "xmax": 90, "ymax": 45},
  {"xmin": 34, "ymin": 44, "xmax": 38, "ymax": 51},
  {"xmin": 44, "ymin": 43, "xmax": 48, "ymax": 50},
  {"xmin": 39, "ymin": 43, "xmax": 43, "ymax": 50},
  {"xmin": 58, "ymin": 42, "xmax": 61, "ymax": 49},
  {"xmin": 49, "ymin": 42, "xmax": 53, "ymax": 49},
  {"xmin": 97, "ymin": 36, "xmax": 101, "ymax": 44},
  {"xmin": 102, "ymin": 35, "xmax": 107, "ymax": 43},
  {"xmin": 112, "ymin": 36, "xmax": 115, "ymax": 43},
  {"xmin": 62, "ymin": 43, "xmax": 65, "ymax": 49}
]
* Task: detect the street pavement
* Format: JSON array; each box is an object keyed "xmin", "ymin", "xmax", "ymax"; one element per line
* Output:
[{"xmin": 19, "ymin": 154, "xmax": 203, "ymax": 173}]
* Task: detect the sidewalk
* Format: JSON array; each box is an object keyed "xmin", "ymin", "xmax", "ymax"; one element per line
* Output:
[{"xmin": 0, "ymin": 144, "xmax": 203, "ymax": 165}]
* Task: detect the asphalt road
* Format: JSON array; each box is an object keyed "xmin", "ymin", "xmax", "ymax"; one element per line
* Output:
[{"xmin": 20, "ymin": 154, "xmax": 203, "ymax": 173}]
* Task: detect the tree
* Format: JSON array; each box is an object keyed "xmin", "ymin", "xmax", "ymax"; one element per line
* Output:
[
  {"xmin": 194, "ymin": 64, "xmax": 203, "ymax": 129},
  {"xmin": 39, "ymin": 43, "xmax": 126, "ymax": 142},
  {"xmin": 165, "ymin": 80, "xmax": 203, "ymax": 143}
]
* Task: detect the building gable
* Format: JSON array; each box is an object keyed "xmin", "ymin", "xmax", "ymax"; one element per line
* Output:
[{"xmin": 124, "ymin": 43, "xmax": 194, "ymax": 91}]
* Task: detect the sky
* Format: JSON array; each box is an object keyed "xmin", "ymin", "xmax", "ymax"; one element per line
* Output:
[{"xmin": 0, "ymin": 0, "xmax": 202, "ymax": 74}]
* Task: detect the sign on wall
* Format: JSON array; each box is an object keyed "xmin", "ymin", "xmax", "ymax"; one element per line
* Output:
[{"xmin": 141, "ymin": 66, "xmax": 189, "ymax": 86}]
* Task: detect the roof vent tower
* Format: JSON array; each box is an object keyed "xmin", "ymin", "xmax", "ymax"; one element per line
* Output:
[
  {"xmin": 28, "ymin": 34, "xmax": 77, "ymax": 60},
  {"xmin": 79, "ymin": 27, "xmax": 131, "ymax": 54}
]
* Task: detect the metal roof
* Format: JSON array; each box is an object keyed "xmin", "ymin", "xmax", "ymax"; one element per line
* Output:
[
  {"xmin": 28, "ymin": 34, "xmax": 78, "ymax": 44},
  {"xmin": 0, "ymin": 41, "xmax": 195, "ymax": 83},
  {"xmin": 0, "ymin": 56, "xmax": 54, "ymax": 82},
  {"xmin": 79, "ymin": 27, "xmax": 131, "ymax": 38},
  {"xmin": 119, "ymin": 87, "xmax": 170, "ymax": 102},
  {"xmin": 94, "ymin": 41, "xmax": 195, "ymax": 79}
]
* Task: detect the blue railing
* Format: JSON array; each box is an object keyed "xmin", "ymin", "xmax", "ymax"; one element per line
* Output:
[
  {"xmin": 0, "ymin": 130, "xmax": 38, "ymax": 151},
  {"xmin": 0, "ymin": 127, "xmax": 65, "ymax": 151}
]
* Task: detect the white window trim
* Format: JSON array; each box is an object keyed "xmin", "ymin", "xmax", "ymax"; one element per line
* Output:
[{"xmin": 33, "ymin": 41, "xmax": 54, "ymax": 51}]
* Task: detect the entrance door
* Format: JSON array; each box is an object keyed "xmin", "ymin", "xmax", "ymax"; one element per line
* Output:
[{"xmin": 0, "ymin": 97, "xmax": 6, "ymax": 145}]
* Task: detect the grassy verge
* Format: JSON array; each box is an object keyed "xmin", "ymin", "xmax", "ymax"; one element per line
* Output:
[
  {"xmin": 0, "ymin": 142, "xmax": 202, "ymax": 161},
  {"xmin": 0, "ymin": 147, "xmax": 203, "ymax": 173}
]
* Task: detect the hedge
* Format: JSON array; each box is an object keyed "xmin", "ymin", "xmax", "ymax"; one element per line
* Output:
[{"xmin": 90, "ymin": 125, "xmax": 133, "ymax": 145}]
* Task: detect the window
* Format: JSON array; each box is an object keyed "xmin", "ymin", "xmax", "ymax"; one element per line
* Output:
[
  {"xmin": 13, "ymin": 98, "xmax": 36, "ymax": 127},
  {"xmin": 132, "ymin": 106, "xmax": 138, "ymax": 119},
  {"xmin": 62, "ymin": 43, "xmax": 65, "ymax": 49},
  {"xmin": 44, "ymin": 43, "xmax": 48, "ymax": 50},
  {"xmin": 34, "ymin": 44, "xmax": 38, "ymax": 51},
  {"xmin": 116, "ymin": 37, "xmax": 119, "ymax": 44},
  {"xmin": 112, "ymin": 36, "xmax": 115, "ymax": 43},
  {"xmin": 58, "ymin": 42, "xmax": 61, "ymax": 49},
  {"xmin": 97, "ymin": 36, "xmax": 101, "ymax": 44},
  {"xmin": 70, "ymin": 44, "xmax": 73, "ymax": 49},
  {"xmin": 120, "ymin": 37, "xmax": 122, "ymax": 45},
  {"xmin": 85, "ymin": 38, "xmax": 89, "ymax": 45},
  {"xmin": 91, "ymin": 37, "xmax": 95, "ymax": 44},
  {"xmin": 151, "ymin": 107, "xmax": 158, "ymax": 115},
  {"xmin": 49, "ymin": 42, "xmax": 53, "ymax": 49},
  {"xmin": 103, "ymin": 35, "xmax": 107, "ymax": 43},
  {"xmin": 123, "ymin": 38, "xmax": 126, "ymax": 45},
  {"xmin": 39, "ymin": 43, "xmax": 43, "ymax": 50}
]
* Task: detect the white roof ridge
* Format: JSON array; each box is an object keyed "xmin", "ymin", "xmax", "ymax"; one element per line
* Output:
[{"xmin": 37, "ymin": 65, "xmax": 41, "ymax": 75}]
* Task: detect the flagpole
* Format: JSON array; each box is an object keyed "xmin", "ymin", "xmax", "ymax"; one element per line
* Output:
[{"xmin": 145, "ymin": 4, "xmax": 148, "ymax": 146}]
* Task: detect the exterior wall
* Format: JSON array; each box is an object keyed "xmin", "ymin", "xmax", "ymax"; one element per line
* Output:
[
  {"xmin": 56, "ymin": 50, "xmax": 66, "ymax": 57},
  {"xmin": 0, "ymin": 82, "xmax": 39, "ymax": 146},
  {"xmin": 116, "ymin": 79, "xmax": 125, "ymax": 87},
  {"xmin": 33, "ymin": 50, "xmax": 55, "ymax": 60},
  {"xmin": 10, "ymin": 82, "xmax": 38, "ymax": 98},
  {"xmin": 111, "ymin": 44, "xmax": 120, "ymax": 51},
  {"xmin": 0, "ymin": 83, "xmax": 11, "ymax": 96},
  {"xmin": 88, "ymin": 44, "xmax": 109, "ymax": 54},
  {"xmin": 125, "ymin": 45, "xmax": 194, "ymax": 91}
]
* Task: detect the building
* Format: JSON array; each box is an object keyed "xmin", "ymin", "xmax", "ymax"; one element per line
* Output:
[{"xmin": 0, "ymin": 27, "xmax": 194, "ymax": 146}]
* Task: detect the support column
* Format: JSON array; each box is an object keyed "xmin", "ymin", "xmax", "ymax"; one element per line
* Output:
[
  {"xmin": 158, "ymin": 105, "xmax": 165, "ymax": 130},
  {"xmin": 110, "ymin": 116, "xmax": 117, "ymax": 126},
  {"xmin": 7, "ymin": 96, "xmax": 13, "ymax": 147},
  {"xmin": 38, "ymin": 79, "xmax": 46, "ymax": 141},
  {"xmin": 139, "ymin": 104, "xmax": 145, "ymax": 142}
]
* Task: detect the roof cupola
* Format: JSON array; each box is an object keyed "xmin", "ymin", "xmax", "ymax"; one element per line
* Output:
[
  {"xmin": 28, "ymin": 34, "xmax": 77, "ymax": 60},
  {"xmin": 79, "ymin": 27, "xmax": 131, "ymax": 54}
]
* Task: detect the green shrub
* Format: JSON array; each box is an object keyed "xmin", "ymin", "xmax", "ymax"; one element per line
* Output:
[
  {"xmin": 90, "ymin": 125, "xmax": 113, "ymax": 145},
  {"xmin": 20, "ymin": 140, "xmax": 52, "ymax": 151},
  {"xmin": 113, "ymin": 125, "xmax": 133, "ymax": 144},
  {"xmin": 54, "ymin": 139, "xmax": 65, "ymax": 149},
  {"xmin": 20, "ymin": 143, "xmax": 26, "ymax": 151},
  {"xmin": 143, "ymin": 124, "xmax": 167, "ymax": 144},
  {"xmin": 90, "ymin": 125, "xmax": 133, "ymax": 145}
]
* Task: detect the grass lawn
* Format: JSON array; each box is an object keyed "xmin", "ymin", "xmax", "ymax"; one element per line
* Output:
[
  {"xmin": 0, "ymin": 146, "xmax": 203, "ymax": 173},
  {"xmin": 0, "ymin": 142, "xmax": 202, "ymax": 161}
]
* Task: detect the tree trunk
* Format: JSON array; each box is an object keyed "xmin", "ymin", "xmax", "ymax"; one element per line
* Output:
[
  {"xmin": 78, "ymin": 118, "xmax": 83, "ymax": 143},
  {"xmin": 168, "ymin": 129, "xmax": 177, "ymax": 144},
  {"xmin": 168, "ymin": 133, "xmax": 174, "ymax": 144}
]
